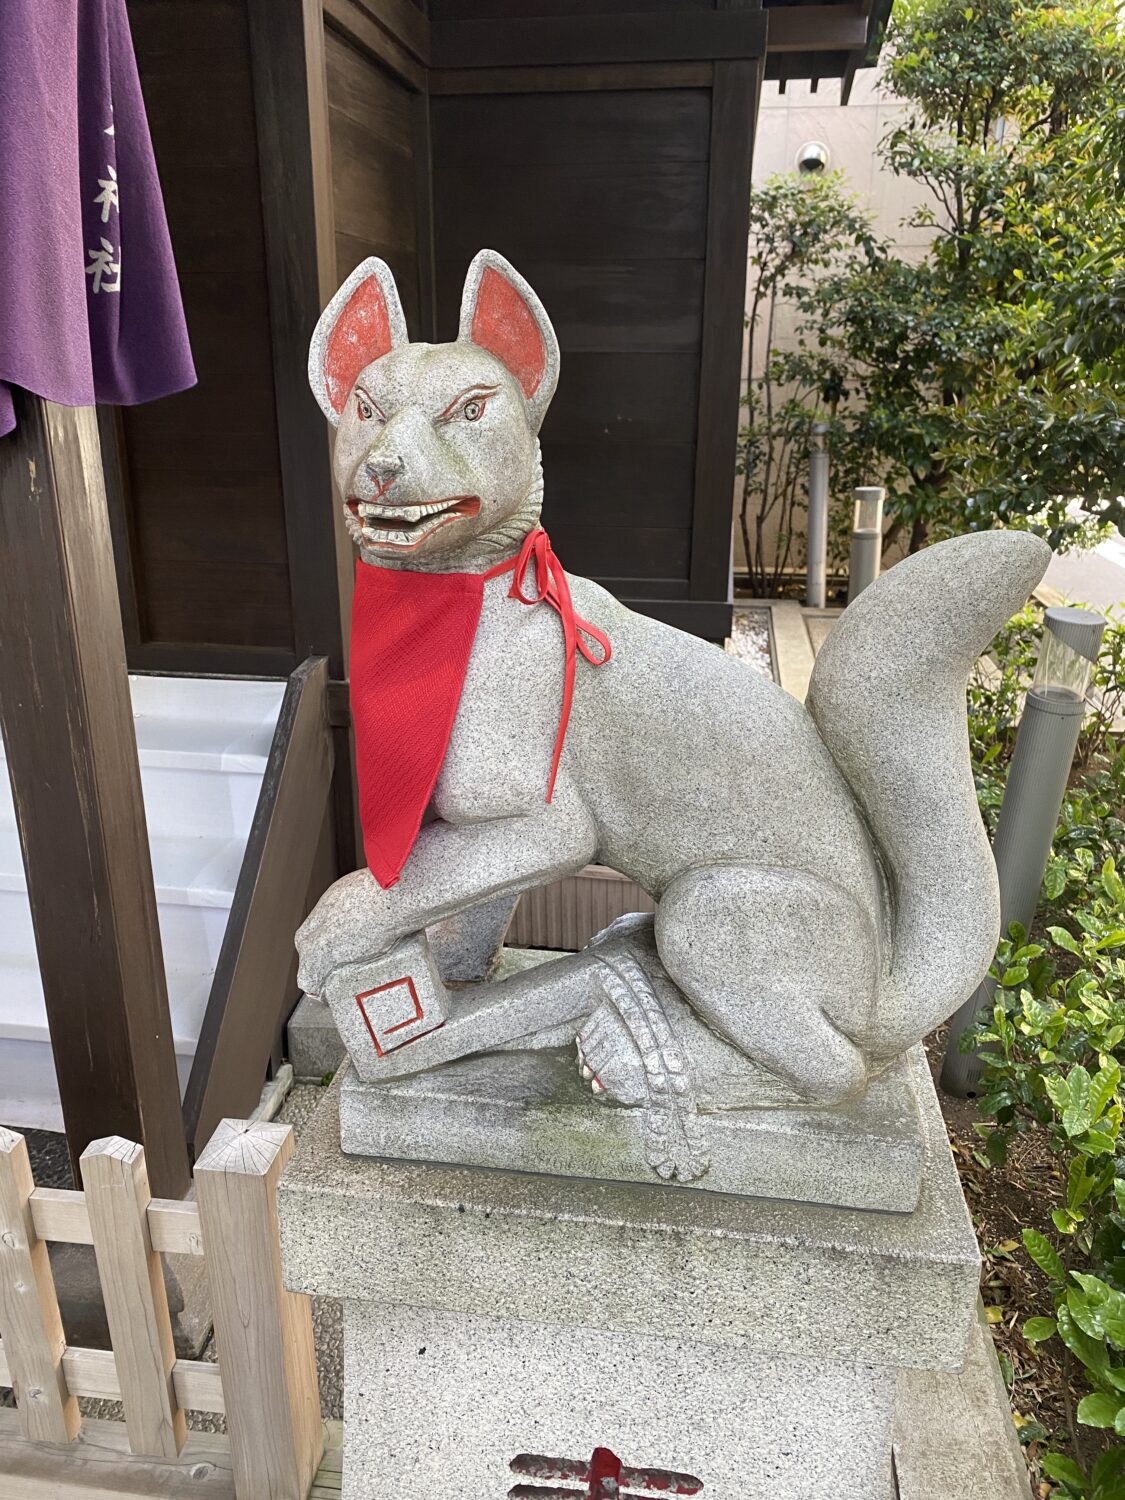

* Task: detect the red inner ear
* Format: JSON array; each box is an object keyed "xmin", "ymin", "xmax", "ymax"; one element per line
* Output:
[
  {"xmin": 324, "ymin": 275, "xmax": 394, "ymax": 414},
  {"xmin": 470, "ymin": 266, "xmax": 546, "ymax": 398}
]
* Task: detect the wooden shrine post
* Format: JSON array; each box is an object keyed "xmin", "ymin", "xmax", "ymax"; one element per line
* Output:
[{"xmin": 0, "ymin": 391, "xmax": 190, "ymax": 1198}]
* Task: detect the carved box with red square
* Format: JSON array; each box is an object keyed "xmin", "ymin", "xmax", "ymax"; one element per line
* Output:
[{"xmin": 323, "ymin": 933, "xmax": 449, "ymax": 1081}]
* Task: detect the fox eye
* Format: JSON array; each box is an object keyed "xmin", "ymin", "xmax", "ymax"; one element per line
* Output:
[
  {"xmin": 436, "ymin": 386, "xmax": 498, "ymax": 426},
  {"xmin": 355, "ymin": 392, "xmax": 381, "ymax": 422}
]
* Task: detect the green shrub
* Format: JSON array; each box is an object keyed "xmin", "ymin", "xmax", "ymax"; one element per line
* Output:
[{"xmin": 968, "ymin": 607, "xmax": 1125, "ymax": 1497}]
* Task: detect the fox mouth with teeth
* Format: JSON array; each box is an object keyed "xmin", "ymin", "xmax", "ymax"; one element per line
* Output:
[{"xmin": 344, "ymin": 494, "xmax": 482, "ymax": 553}]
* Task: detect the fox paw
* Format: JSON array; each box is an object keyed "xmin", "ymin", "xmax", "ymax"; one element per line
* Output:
[{"xmin": 576, "ymin": 1004, "xmax": 648, "ymax": 1106}]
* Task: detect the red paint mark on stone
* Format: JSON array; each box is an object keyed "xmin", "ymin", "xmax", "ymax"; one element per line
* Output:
[
  {"xmin": 470, "ymin": 266, "xmax": 546, "ymax": 397},
  {"xmin": 509, "ymin": 1450, "xmax": 703, "ymax": 1498},
  {"xmin": 355, "ymin": 976, "xmax": 443, "ymax": 1058},
  {"xmin": 589, "ymin": 1447, "xmax": 622, "ymax": 1498},
  {"xmin": 324, "ymin": 274, "xmax": 393, "ymax": 413}
]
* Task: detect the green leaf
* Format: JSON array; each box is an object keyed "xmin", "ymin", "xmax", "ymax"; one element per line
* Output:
[
  {"xmin": 1047, "ymin": 1074, "xmax": 1073, "ymax": 1114},
  {"xmin": 1023, "ymin": 1316, "xmax": 1057, "ymax": 1343},
  {"xmin": 1069, "ymin": 1287, "xmax": 1103, "ymax": 1339},
  {"xmin": 1000, "ymin": 964, "xmax": 1028, "ymax": 987},
  {"xmin": 1065, "ymin": 1065, "xmax": 1094, "ymax": 1137},
  {"xmin": 1085, "ymin": 1129, "xmax": 1118, "ymax": 1155},
  {"xmin": 1070, "ymin": 1157, "xmax": 1096, "ymax": 1211},
  {"xmin": 1049, "ymin": 924, "xmax": 1083, "ymax": 956},
  {"xmin": 1042, "ymin": 1452, "xmax": 1086, "ymax": 1487},
  {"xmin": 1058, "ymin": 1304, "xmax": 1110, "ymax": 1376},
  {"xmin": 1078, "ymin": 1391, "xmax": 1123, "ymax": 1427},
  {"xmin": 1091, "ymin": 1062, "xmax": 1122, "ymax": 1122},
  {"xmin": 1024, "ymin": 1227, "xmax": 1066, "ymax": 1284}
]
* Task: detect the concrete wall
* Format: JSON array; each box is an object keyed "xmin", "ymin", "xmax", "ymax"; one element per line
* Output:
[{"xmin": 735, "ymin": 69, "xmax": 941, "ymax": 579}]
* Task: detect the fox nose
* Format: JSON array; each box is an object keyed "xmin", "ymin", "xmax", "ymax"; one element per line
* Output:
[{"xmin": 364, "ymin": 451, "xmax": 404, "ymax": 490}]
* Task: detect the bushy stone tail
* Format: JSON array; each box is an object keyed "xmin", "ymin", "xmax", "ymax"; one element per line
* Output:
[{"xmin": 805, "ymin": 531, "xmax": 1051, "ymax": 1057}]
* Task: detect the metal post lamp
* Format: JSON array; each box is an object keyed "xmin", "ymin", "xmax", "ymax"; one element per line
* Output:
[
  {"xmin": 806, "ymin": 422, "xmax": 830, "ymax": 609},
  {"xmin": 941, "ymin": 605, "xmax": 1107, "ymax": 1096},
  {"xmin": 847, "ymin": 487, "xmax": 885, "ymax": 604}
]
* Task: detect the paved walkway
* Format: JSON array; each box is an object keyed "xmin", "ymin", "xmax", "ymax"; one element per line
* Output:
[{"xmin": 1043, "ymin": 531, "xmax": 1125, "ymax": 614}]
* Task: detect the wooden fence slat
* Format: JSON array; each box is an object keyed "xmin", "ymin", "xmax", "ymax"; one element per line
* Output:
[
  {"xmin": 0, "ymin": 1409, "xmax": 237, "ymax": 1500},
  {"xmin": 28, "ymin": 1189, "xmax": 93, "ymax": 1245},
  {"xmin": 0, "ymin": 1129, "xmax": 79, "ymax": 1443},
  {"xmin": 79, "ymin": 1138, "xmax": 186, "ymax": 1458},
  {"xmin": 28, "ymin": 1189, "xmax": 204, "ymax": 1256},
  {"xmin": 147, "ymin": 1200, "xmax": 205, "ymax": 1257},
  {"xmin": 195, "ymin": 1120, "xmax": 322, "ymax": 1500},
  {"xmin": 0, "ymin": 1341, "xmax": 225, "ymax": 1414}
]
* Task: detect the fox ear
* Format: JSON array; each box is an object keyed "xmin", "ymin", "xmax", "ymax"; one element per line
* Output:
[
  {"xmin": 309, "ymin": 257, "xmax": 408, "ymax": 425},
  {"xmin": 458, "ymin": 250, "xmax": 559, "ymax": 431}
]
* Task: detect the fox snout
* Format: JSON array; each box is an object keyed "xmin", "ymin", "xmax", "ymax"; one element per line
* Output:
[
  {"xmin": 348, "ymin": 406, "xmax": 457, "ymax": 509},
  {"xmin": 363, "ymin": 449, "xmax": 404, "ymax": 493}
]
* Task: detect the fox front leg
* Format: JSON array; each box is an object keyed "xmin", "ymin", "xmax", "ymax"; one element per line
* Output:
[{"xmin": 296, "ymin": 787, "xmax": 598, "ymax": 998}]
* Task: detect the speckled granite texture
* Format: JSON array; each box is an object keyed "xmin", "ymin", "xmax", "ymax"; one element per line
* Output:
[
  {"xmin": 338, "ymin": 1041, "xmax": 926, "ymax": 1212},
  {"xmin": 279, "ymin": 1048, "xmax": 977, "ymax": 1498}
]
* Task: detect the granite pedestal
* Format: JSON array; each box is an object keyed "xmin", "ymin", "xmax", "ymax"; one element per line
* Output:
[
  {"xmin": 339, "ymin": 1043, "xmax": 925, "ymax": 1212},
  {"xmin": 278, "ymin": 1046, "xmax": 980, "ymax": 1500}
]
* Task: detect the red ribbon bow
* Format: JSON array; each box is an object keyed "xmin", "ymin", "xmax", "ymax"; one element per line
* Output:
[{"xmin": 485, "ymin": 526, "xmax": 612, "ymax": 800}]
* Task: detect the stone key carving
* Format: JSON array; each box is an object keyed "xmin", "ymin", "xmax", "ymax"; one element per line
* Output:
[{"xmin": 296, "ymin": 247, "xmax": 1050, "ymax": 1183}]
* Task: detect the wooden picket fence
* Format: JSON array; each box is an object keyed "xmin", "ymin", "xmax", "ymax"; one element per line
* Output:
[{"xmin": 0, "ymin": 1117, "xmax": 339, "ymax": 1499}]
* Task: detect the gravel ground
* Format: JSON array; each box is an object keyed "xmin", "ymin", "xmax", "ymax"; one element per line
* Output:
[{"xmin": 725, "ymin": 607, "xmax": 774, "ymax": 679}]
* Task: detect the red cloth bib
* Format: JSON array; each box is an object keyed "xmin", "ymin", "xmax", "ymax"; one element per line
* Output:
[{"xmin": 350, "ymin": 527, "xmax": 611, "ymax": 889}]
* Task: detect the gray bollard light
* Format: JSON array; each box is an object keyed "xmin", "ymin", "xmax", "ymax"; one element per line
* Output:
[
  {"xmin": 806, "ymin": 422, "xmax": 830, "ymax": 610},
  {"xmin": 847, "ymin": 487, "xmax": 885, "ymax": 604},
  {"xmin": 941, "ymin": 605, "xmax": 1107, "ymax": 1096}
]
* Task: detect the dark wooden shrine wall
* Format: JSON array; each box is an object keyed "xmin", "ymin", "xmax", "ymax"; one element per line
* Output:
[
  {"xmin": 430, "ymin": 88, "xmax": 710, "ymax": 602},
  {"xmin": 117, "ymin": 0, "xmax": 294, "ymax": 664},
  {"xmin": 325, "ymin": 27, "xmax": 422, "ymax": 334}
]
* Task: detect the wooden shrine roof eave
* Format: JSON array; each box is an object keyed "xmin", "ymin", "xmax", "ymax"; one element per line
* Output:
[{"xmin": 763, "ymin": 0, "xmax": 896, "ymax": 102}]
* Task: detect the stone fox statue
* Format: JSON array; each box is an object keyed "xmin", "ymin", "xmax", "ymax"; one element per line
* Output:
[{"xmin": 296, "ymin": 248, "xmax": 1049, "ymax": 1135}]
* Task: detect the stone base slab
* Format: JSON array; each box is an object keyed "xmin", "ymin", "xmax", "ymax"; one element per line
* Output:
[
  {"xmin": 339, "ymin": 1043, "xmax": 925, "ymax": 1212},
  {"xmin": 342, "ymin": 1299, "xmax": 897, "ymax": 1500},
  {"xmin": 280, "ymin": 1048, "xmax": 978, "ymax": 1373}
]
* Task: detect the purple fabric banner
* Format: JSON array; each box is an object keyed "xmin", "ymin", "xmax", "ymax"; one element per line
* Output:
[{"xmin": 0, "ymin": 0, "xmax": 196, "ymax": 435}]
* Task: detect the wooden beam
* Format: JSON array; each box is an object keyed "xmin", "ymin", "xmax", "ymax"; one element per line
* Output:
[
  {"xmin": 246, "ymin": 0, "xmax": 358, "ymax": 877},
  {"xmin": 428, "ymin": 61, "xmax": 715, "ymax": 95},
  {"xmin": 323, "ymin": 0, "xmax": 429, "ymax": 88},
  {"xmin": 26, "ymin": 1187, "xmax": 203, "ymax": 1256},
  {"xmin": 0, "ymin": 394, "xmax": 190, "ymax": 1198},
  {"xmin": 688, "ymin": 39, "xmax": 762, "ymax": 627},
  {"xmin": 766, "ymin": 5, "xmax": 869, "ymax": 53},
  {"xmin": 430, "ymin": 11, "xmax": 767, "ymax": 70},
  {"xmin": 184, "ymin": 660, "xmax": 334, "ymax": 1156},
  {"xmin": 0, "ymin": 1341, "xmax": 224, "ymax": 1414},
  {"xmin": 412, "ymin": 89, "xmax": 438, "ymax": 343},
  {"xmin": 0, "ymin": 1410, "xmax": 238, "ymax": 1500}
]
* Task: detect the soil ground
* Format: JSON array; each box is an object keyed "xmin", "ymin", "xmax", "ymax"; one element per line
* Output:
[{"xmin": 926, "ymin": 1026, "xmax": 1082, "ymax": 1498}]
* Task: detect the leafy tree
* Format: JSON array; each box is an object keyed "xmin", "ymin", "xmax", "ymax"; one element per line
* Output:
[
  {"xmin": 738, "ymin": 174, "xmax": 882, "ymax": 595},
  {"xmin": 802, "ymin": 0, "xmax": 1125, "ymax": 552}
]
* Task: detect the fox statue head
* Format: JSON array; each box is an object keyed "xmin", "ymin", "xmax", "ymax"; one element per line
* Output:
[{"xmin": 308, "ymin": 249, "xmax": 560, "ymax": 571}]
